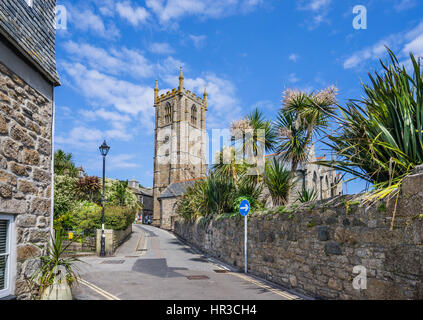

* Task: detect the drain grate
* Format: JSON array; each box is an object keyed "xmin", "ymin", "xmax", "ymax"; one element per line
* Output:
[
  {"xmin": 187, "ymin": 275, "xmax": 210, "ymax": 280},
  {"xmin": 101, "ymin": 260, "xmax": 125, "ymax": 264},
  {"xmin": 214, "ymin": 269, "xmax": 230, "ymax": 273}
]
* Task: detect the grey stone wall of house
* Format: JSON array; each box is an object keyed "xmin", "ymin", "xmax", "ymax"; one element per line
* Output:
[
  {"xmin": 0, "ymin": 61, "xmax": 53, "ymax": 299},
  {"xmin": 174, "ymin": 167, "xmax": 423, "ymax": 300},
  {"xmin": 0, "ymin": 0, "xmax": 59, "ymax": 85}
]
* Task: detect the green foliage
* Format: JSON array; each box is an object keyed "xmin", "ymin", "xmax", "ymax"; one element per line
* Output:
[
  {"xmin": 320, "ymin": 49, "xmax": 423, "ymax": 199},
  {"xmin": 263, "ymin": 158, "xmax": 292, "ymax": 206},
  {"xmin": 297, "ymin": 187, "xmax": 317, "ymax": 203},
  {"xmin": 54, "ymin": 175, "xmax": 78, "ymax": 218},
  {"xmin": 29, "ymin": 230, "xmax": 81, "ymax": 299},
  {"xmin": 106, "ymin": 179, "xmax": 141, "ymax": 210},
  {"xmin": 176, "ymin": 171, "xmax": 265, "ymax": 221},
  {"xmin": 75, "ymin": 176, "xmax": 101, "ymax": 202},
  {"xmin": 54, "ymin": 150, "xmax": 78, "ymax": 177}
]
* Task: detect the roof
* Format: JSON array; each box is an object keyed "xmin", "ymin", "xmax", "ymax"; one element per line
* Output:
[
  {"xmin": 0, "ymin": 0, "xmax": 60, "ymax": 85},
  {"xmin": 158, "ymin": 179, "xmax": 201, "ymax": 199},
  {"xmin": 140, "ymin": 188, "xmax": 153, "ymax": 197}
]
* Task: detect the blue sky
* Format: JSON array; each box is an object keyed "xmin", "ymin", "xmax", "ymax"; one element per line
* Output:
[{"xmin": 54, "ymin": 0, "xmax": 423, "ymax": 193}]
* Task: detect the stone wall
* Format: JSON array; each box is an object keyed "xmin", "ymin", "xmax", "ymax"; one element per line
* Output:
[
  {"xmin": 174, "ymin": 168, "xmax": 423, "ymax": 300},
  {"xmin": 0, "ymin": 62, "xmax": 53, "ymax": 299},
  {"xmin": 160, "ymin": 197, "xmax": 178, "ymax": 230},
  {"xmin": 96, "ymin": 225, "xmax": 132, "ymax": 256}
]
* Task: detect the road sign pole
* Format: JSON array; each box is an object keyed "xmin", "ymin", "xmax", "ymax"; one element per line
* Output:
[
  {"xmin": 239, "ymin": 199, "xmax": 250, "ymax": 274},
  {"xmin": 244, "ymin": 215, "xmax": 247, "ymax": 274}
]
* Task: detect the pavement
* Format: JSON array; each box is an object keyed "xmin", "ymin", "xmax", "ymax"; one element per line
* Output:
[{"xmin": 72, "ymin": 224, "xmax": 306, "ymax": 300}]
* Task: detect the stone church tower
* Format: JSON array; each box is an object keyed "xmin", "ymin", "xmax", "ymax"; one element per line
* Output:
[{"xmin": 152, "ymin": 68, "xmax": 207, "ymax": 228}]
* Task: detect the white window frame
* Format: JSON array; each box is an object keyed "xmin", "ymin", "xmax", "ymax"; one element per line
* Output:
[{"xmin": 0, "ymin": 215, "xmax": 16, "ymax": 298}]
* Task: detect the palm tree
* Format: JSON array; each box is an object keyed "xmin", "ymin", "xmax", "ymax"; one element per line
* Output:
[
  {"xmin": 54, "ymin": 150, "xmax": 78, "ymax": 177},
  {"xmin": 274, "ymin": 109, "xmax": 309, "ymax": 175}
]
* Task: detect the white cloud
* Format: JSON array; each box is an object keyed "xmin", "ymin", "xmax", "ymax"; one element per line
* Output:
[
  {"xmin": 56, "ymin": 126, "xmax": 104, "ymax": 151},
  {"xmin": 116, "ymin": 1, "xmax": 150, "ymax": 26},
  {"xmin": 289, "ymin": 53, "xmax": 299, "ymax": 62},
  {"xmin": 63, "ymin": 41, "xmax": 153, "ymax": 79},
  {"xmin": 288, "ymin": 73, "xmax": 300, "ymax": 83},
  {"xmin": 183, "ymin": 73, "xmax": 242, "ymax": 129},
  {"xmin": 344, "ymin": 21, "xmax": 423, "ymax": 69},
  {"xmin": 61, "ymin": 62, "xmax": 155, "ymax": 131},
  {"xmin": 297, "ymin": 0, "xmax": 332, "ymax": 29},
  {"xmin": 189, "ymin": 35, "xmax": 207, "ymax": 49},
  {"xmin": 149, "ymin": 42, "xmax": 175, "ymax": 54},
  {"xmin": 108, "ymin": 154, "xmax": 140, "ymax": 169},
  {"xmin": 145, "ymin": 0, "xmax": 262, "ymax": 24},
  {"xmin": 68, "ymin": 6, "xmax": 120, "ymax": 39},
  {"xmin": 394, "ymin": 0, "xmax": 418, "ymax": 12}
]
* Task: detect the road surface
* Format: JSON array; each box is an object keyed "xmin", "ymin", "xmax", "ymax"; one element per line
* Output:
[{"xmin": 72, "ymin": 224, "xmax": 305, "ymax": 300}]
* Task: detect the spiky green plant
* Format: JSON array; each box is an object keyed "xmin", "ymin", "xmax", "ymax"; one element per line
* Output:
[
  {"xmin": 29, "ymin": 230, "xmax": 81, "ymax": 299},
  {"xmin": 319, "ymin": 49, "xmax": 423, "ymax": 201},
  {"xmin": 263, "ymin": 158, "xmax": 292, "ymax": 206},
  {"xmin": 297, "ymin": 187, "xmax": 317, "ymax": 203}
]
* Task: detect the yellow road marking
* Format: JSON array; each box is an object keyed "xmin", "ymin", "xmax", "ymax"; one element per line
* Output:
[
  {"xmin": 79, "ymin": 278, "xmax": 121, "ymax": 300},
  {"xmin": 230, "ymin": 272, "xmax": 301, "ymax": 300}
]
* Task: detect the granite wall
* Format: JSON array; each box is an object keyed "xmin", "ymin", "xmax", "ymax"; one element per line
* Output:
[
  {"xmin": 174, "ymin": 167, "xmax": 423, "ymax": 300},
  {"xmin": 0, "ymin": 62, "xmax": 53, "ymax": 299}
]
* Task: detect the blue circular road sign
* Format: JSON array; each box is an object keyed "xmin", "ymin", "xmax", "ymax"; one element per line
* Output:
[{"xmin": 239, "ymin": 199, "xmax": 250, "ymax": 216}]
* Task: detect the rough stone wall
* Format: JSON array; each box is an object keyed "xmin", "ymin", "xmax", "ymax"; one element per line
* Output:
[
  {"xmin": 0, "ymin": 62, "xmax": 52, "ymax": 299},
  {"xmin": 160, "ymin": 197, "xmax": 178, "ymax": 230},
  {"xmin": 174, "ymin": 168, "xmax": 423, "ymax": 300}
]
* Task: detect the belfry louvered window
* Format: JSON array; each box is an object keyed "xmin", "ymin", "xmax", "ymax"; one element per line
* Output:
[
  {"xmin": 191, "ymin": 105, "xmax": 197, "ymax": 125},
  {"xmin": 164, "ymin": 103, "xmax": 172, "ymax": 124},
  {"xmin": 0, "ymin": 216, "xmax": 12, "ymax": 297}
]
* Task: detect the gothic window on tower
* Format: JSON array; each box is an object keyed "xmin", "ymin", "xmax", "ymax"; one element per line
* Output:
[
  {"xmin": 165, "ymin": 103, "xmax": 172, "ymax": 125},
  {"xmin": 191, "ymin": 105, "xmax": 197, "ymax": 126}
]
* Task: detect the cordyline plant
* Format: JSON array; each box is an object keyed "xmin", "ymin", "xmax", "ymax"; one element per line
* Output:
[
  {"xmin": 317, "ymin": 48, "xmax": 423, "ymax": 225},
  {"xmin": 28, "ymin": 230, "xmax": 81, "ymax": 299}
]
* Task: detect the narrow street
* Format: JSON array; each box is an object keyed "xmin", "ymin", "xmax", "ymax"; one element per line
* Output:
[{"xmin": 72, "ymin": 224, "xmax": 304, "ymax": 300}]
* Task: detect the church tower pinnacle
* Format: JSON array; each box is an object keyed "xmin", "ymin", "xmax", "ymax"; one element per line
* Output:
[{"xmin": 178, "ymin": 66, "xmax": 184, "ymax": 93}]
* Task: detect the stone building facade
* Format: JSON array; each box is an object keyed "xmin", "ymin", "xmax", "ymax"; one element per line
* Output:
[
  {"xmin": 0, "ymin": 0, "xmax": 59, "ymax": 299},
  {"xmin": 265, "ymin": 144, "xmax": 343, "ymax": 205},
  {"xmin": 152, "ymin": 68, "xmax": 207, "ymax": 228}
]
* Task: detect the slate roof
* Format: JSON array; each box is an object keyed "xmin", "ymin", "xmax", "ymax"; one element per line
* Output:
[
  {"xmin": 0, "ymin": 0, "xmax": 60, "ymax": 85},
  {"xmin": 140, "ymin": 188, "xmax": 153, "ymax": 197},
  {"xmin": 158, "ymin": 180, "xmax": 200, "ymax": 199}
]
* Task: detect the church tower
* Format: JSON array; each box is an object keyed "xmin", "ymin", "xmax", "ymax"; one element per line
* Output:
[{"xmin": 152, "ymin": 68, "xmax": 207, "ymax": 226}]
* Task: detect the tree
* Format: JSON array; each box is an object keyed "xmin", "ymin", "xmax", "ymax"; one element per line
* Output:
[
  {"xmin": 75, "ymin": 176, "xmax": 101, "ymax": 202},
  {"xmin": 54, "ymin": 150, "xmax": 78, "ymax": 177},
  {"xmin": 320, "ymin": 49, "xmax": 423, "ymax": 198}
]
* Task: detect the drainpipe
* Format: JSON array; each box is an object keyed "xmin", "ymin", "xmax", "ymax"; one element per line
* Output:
[{"xmin": 50, "ymin": 99, "xmax": 56, "ymax": 244}]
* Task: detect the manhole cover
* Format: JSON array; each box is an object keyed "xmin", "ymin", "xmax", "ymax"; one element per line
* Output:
[
  {"xmin": 101, "ymin": 260, "xmax": 125, "ymax": 264},
  {"xmin": 187, "ymin": 275, "xmax": 210, "ymax": 280},
  {"xmin": 214, "ymin": 269, "xmax": 230, "ymax": 273}
]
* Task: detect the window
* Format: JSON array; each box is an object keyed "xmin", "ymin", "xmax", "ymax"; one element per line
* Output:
[
  {"xmin": 191, "ymin": 105, "xmax": 197, "ymax": 125},
  {"xmin": 164, "ymin": 103, "xmax": 172, "ymax": 125},
  {"xmin": 0, "ymin": 215, "xmax": 13, "ymax": 298}
]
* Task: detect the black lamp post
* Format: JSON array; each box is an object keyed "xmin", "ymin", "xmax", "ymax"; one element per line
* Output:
[{"xmin": 99, "ymin": 140, "xmax": 110, "ymax": 257}]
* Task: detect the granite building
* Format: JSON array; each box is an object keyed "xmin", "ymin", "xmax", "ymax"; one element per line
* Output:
[
  {"xmin": 0, "ymin": 0, "xmax": 59, "ymax": 299},
  {"xmin": 152, "ymin": 68, "xmax": 207, "ymax": 229}
]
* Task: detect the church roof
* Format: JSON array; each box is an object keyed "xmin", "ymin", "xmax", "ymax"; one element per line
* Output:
[
  {"xmin": 158, "ymin": 179, "xmax": 202, "ymax": 199},
  {"xmin": 0, "ymin": 0, "xmax": 60, "ymax": 85}
]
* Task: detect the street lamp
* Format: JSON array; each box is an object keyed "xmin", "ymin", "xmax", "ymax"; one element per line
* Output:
[{"xmin": 99, "ymin": 140, "xmax": 110, "ymax": 257}]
